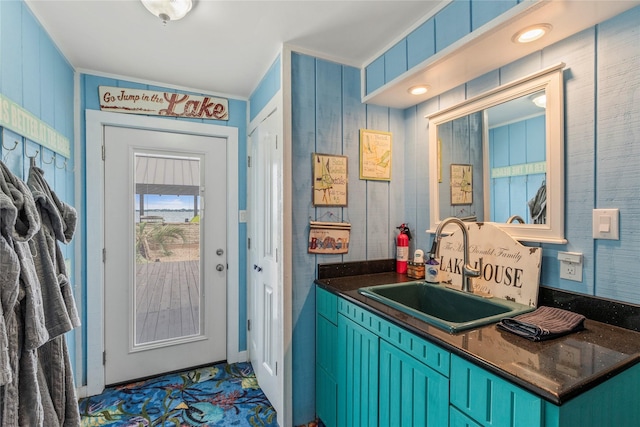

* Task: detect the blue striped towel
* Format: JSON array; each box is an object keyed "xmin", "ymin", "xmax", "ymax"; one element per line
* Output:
[{"xmin": 497, "ymin": 306, "xmax": 585, "ymax": 341}]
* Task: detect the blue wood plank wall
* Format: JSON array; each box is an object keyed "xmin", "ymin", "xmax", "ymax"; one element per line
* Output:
[
  {"xmin": 79, "ymin": 74, "xmax": 248, "ymax": 375},
  {"xmin": 290, "ymin": 52, "xmax": 406, "ymax": 425},
  {"xmin": 0, "ymin": 0, "xmax": 76, "ymax": 369},
  {"xmin": 404, "ymin": 6, "xmax": 640, "ymax": 304},
  {"xmin": 365, "ymin": 0, "xmax": 519, "ymax": 95},
  {"xmin": 249, "ymin": 54, "xmax": 281, "ymax": 122}
]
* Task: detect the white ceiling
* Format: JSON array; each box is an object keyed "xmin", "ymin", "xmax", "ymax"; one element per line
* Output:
[{"xmin": 25, "ymin": 0, "xmax": 444, "ymax": 99}]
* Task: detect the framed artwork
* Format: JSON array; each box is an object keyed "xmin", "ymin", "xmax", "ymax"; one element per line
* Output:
[
  {"xmin": 359, "ymin": 129, "xmax": 392, "ymax": 181},
  {"xmin": 450, "ymin": 164, "xmax": 473, "ymax": 205},
  {"xmin": 312, "ymin": 153, "xmax": 348, "ymax": 206}
]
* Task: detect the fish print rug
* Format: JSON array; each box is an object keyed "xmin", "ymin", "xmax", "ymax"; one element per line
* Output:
[{"xmin": 79, "ymin": 362, "xmax": 277, "ymax": 426}]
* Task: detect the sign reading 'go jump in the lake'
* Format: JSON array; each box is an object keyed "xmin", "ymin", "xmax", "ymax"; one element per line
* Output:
[{"xmin": 99, "ymin": 86, "xmax": 228, "ymax": 121}]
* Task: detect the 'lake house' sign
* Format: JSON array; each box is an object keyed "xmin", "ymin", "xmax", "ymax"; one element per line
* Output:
[
  {"xmin": 436, "ymin": 221, "xmax": 541, "ymax": 307},
  {"xmin": 99, "ymin": 86, "xmax": 228, "ymax": 120}
]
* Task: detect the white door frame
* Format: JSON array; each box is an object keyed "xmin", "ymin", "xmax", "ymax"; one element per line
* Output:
[{"xmin": 84, "ymin": 110, "xmax": 239, "ymax": 396}]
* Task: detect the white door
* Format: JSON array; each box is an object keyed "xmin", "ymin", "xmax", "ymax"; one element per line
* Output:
[
  {"xmin": 103, "ymin": 125, "xmax": 227, "ymax": 385},
  {"xmin": 248, "ymin": 110, "xmax": 282, "ymax": 415}
]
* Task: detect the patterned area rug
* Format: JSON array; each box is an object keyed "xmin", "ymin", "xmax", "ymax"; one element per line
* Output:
[{"xmin": 79, "ymin": 362, "xmax": 277, "ymax": 426}]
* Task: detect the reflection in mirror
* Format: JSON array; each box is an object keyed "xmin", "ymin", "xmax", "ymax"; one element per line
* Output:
[
  {"xmin": 487, "ymin": 90, "xmax": 546, "ymax": 224},
  {"xmin": 428, "ymin": 64, "xmax": 566, "ymax": 244}
]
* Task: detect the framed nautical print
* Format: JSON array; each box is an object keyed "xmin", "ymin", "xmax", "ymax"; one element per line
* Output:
[
  {"xmin": 312, "ymin": 153, "xmax": 348, "ymax": 206},
  {"xmin": 450, "ymin": 163, "xmax": 473, "ymax": 205},
  {"xmin": 359, "ymin": 129, "xmax": 392, "ymax": 181}
]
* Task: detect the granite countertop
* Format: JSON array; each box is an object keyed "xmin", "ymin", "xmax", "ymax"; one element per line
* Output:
[{"xmin": 315, "ymin": 267, "xmax": 640, "ymax": 405}]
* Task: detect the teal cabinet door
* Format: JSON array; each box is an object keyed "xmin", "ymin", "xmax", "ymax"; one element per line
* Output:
[
  {"xmin": 450, "ymin": 355, "xmax": 542, "ymax": 427},
  {"xmin": 450, "ymin": 406, "xmax": 482, "ymax": 427},
  {"xmin": 316, "ymin": 288, "xmax": 338, "ymax": 427},
  {"xmin": 337, "ymin": 315, "xmax": 379, "ymax": 427},
  {"xmin": 379, "ymin": 340, "xmax": 449, "ymax": 426},
  {"xmin": 316, "ymin": 314, "xmax": 337, "ymax": 427}
]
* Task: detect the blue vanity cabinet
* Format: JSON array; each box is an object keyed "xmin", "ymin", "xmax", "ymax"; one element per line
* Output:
[
  {"xmin": 337, "ymin": 313, "xmax": 379, "ymax": 427},
  {"xmin": 450, "ymin": 406, "xmax": 483, "ymax": 427},
  {"xmin": 318, "ymin": 287, "xmax": 640, "ymax": 427},
  {"xmin": 450, "ymin": 355, "xmax": 543, "ymax": 427},
  {"xmin": 379, "ymin": 340, "xmax": 449, "ymax": 426},
  {"xmin": 334, "ymin": 296, "xmax": 451, "ymax": 427},
  {"xmin": 450, "ymin": 353, "xmax": 640, "ymax": 427},
  {"xmin": 316, "ymin": 287, "xmax": 338, "ymax": 427}
]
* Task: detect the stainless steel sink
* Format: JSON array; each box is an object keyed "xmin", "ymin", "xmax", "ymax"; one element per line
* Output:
[{"xmin": 358, "ymin": 281, "xmax": 535, "ymax": 333}]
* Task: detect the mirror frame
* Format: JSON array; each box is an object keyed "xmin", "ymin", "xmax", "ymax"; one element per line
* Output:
[{"xmin": 427, "ymin": 63, "xmax": 566, "ymax": 244}]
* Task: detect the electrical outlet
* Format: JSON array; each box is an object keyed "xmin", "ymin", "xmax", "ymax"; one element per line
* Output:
[{"xmin": 558, "ymin": 252, "xmax": 583, "ymax": 282}]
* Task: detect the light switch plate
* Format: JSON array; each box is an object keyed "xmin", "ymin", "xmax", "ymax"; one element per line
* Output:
[{"xmin": 592, "ymin": 208, "xmax": 619, "ymax": 240}]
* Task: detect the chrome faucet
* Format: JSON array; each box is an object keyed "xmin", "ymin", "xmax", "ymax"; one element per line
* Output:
[
  {"xmin": 507, "ymin": 215, "xmax": 525, "ymax": 224},
  {"xmin": 433, "ymin": 217, "xmax": 482, "ymax": 293}
]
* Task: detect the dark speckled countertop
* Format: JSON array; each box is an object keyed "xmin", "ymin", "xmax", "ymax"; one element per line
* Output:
[{"xmin": 315, "ymin": 260, "xmax": 640, "ymax": 406}]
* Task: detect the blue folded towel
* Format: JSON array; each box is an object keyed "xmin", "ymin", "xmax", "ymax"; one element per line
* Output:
[{"xmin": 497, "ymin": 306, "xmax": 585, "ymax": 341}]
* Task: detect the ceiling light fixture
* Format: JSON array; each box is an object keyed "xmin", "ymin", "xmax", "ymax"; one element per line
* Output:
[
  {"xmin": 512, "ymin": 24, "xmax": 552, "ymax": 43},
  {"xmin": 141, "ymin": 0, "xmax": 193, "ymax": 25},
  {"xmin": 408, "ymin": 85, "xmax": 429, "ymax": 96}
]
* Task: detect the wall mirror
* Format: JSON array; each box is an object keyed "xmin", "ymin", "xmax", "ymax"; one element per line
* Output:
[{"xmin": 427, "ymin": 63, "xmax": 566, "ymax": 243}]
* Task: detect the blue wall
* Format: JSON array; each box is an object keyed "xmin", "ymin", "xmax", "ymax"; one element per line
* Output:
[
  {"xmin": 249, "ymin": 54, "xmax": 281, "ymax": 122},
  {"xmin": 290, "ymin": 52, "xmax": 408, "ymax": 425},
  {"xmin": 0, "ymin": 0, "xmax": 77, "ymax": 367},
  {"xmin": 365, "ymin": 0, "xmax": 520, "ymax": 95}
]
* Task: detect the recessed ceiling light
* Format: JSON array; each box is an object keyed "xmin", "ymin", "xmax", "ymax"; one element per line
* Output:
[
  {"xmin": 408, "ymin": 85, "xmax": 429, "ymax": 95},
  {"xmin": 512, "ymin": 24, "xmax": 552, "ymax": 43},
  {"xmin": 531, "ymin": 93, "xmax": 547, "ymax": 108}
]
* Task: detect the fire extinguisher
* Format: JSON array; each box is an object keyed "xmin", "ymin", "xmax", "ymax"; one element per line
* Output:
[{"xmin": 396, "ymin": 224, "xmax": 412, "ymax": 274}]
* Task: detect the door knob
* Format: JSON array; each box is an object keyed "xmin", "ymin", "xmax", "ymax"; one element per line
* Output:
[{"xmin": 216, "ymin": 264, "xmax": 225, "ymax": 271}]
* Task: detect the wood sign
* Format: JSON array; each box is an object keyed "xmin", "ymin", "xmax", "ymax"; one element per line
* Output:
[
  {"xmin": 99, "ymin": 86, "xmax": 228, "ymax": 120},
  {"xmin": 0, "ymin": 93, "xmax": 71, "ymax": 157},
  {"xmin": 436, "ymin": 222, "xmax": 541, "ymax": 307},
  {"xmin": 308, "ymin": 221, "xmax": 351, "ymax": 254}
]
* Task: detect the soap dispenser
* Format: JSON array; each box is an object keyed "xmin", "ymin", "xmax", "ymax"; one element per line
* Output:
[{"xmin": 425, "ymin": 241, "xmax": 440, "ymax": 283}]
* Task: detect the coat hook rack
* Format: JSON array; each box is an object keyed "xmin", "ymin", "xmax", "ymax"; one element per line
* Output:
[
  {"xmin": 55, "ymin": 156, "xmax": 68, "ymax": 170},
  {"xmin": 42, "ymin": 151, "xmax": 55, "ymax": 165},
  {"xmin": 2, "ymin": 139, "xmax": 19, "ymax": 152},
  {"xmin": 2, "ymin": 138, "xmax": 19, "ymax": 162}
]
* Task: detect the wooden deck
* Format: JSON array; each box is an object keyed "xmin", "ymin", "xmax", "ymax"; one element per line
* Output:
[{"xmin": 135, "ymin": 260, "xmax": 201, "ymax": 344}]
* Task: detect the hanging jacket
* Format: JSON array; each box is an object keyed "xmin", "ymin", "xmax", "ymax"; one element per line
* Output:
[
  {"xmin": 27, "ymin": 165, "xmax": 80, "ymax": 427},
  {"xmin": 0, "ymin": 161, "xmax": 47, "ymax": 427}
]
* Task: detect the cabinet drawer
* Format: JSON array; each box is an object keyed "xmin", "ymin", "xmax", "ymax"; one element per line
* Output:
[
  {"xmin": 338, "ymin": 297, "xmax": 450, "ymax": 377},
  {"xmin": 317, "ymin": 287, "xmax": 338, "ymax": 324},
  {"xmin": 450, "ymin": 355, "xmax": 543, "ymax": 427}
]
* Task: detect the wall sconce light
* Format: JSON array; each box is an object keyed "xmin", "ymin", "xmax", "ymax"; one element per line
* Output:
[
  {"xmin": 512, "ymin": 24, "xmax": 552, "ymax": 43},
  {"xmin": 141, "ymin": 0, "xmax": 193, "ymax": 24},
  {"xmin": 408, "ymin": 85, "xmax": 430, "ymax": 95}
]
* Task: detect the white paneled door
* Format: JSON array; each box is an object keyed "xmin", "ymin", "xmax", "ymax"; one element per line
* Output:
[
  {"xmin": 248, "ymin": 108, "xmax": 283, "ymax": 417},
  {"xmin": 103, "ymin": 125, "xmax": 227, "ymax": 385}
]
